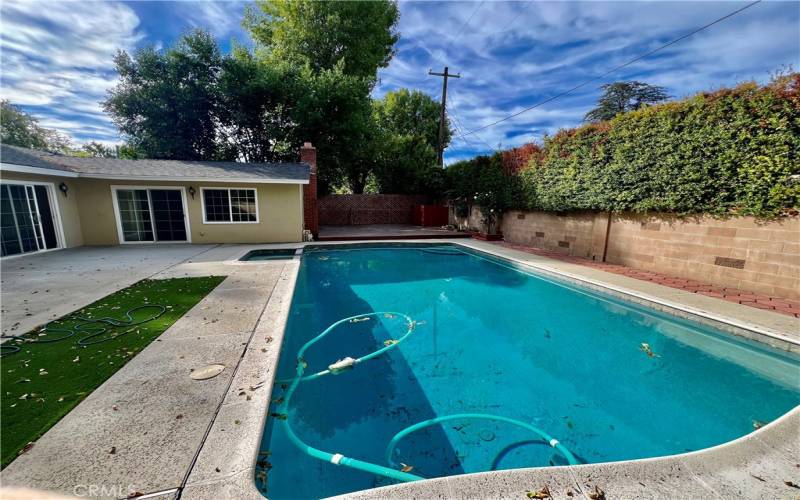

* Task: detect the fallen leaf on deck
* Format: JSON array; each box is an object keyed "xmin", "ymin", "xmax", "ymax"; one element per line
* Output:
[
  {"xmin": 588, "ymin": 485, "xmax": 606, "ymax": 500},
  {"xmin": 525, "ymin": 485, "xmax": 551, "ymax": 499}
]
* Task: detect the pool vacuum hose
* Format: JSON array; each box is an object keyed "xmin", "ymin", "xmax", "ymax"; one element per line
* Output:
[{"xmin": 276, "ymin": 311, "xmax": 580, "ymax": 483}]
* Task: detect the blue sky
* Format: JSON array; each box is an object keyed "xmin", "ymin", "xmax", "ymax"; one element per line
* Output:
[{"xmin": 1, "ymin": 1, "xmax": 798, "ymax": 164}]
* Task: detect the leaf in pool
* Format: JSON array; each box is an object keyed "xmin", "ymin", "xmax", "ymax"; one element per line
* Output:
[
  {"xmin": 525, "ymin": 485, "xmax": 551, "ymax": 499},
  {"xmin": 639, "ymin": 343, "xmax": 660, "ymax": 358},
  {"xmin": 752, "ymin": 419, "xmax": 767, "ymax": 430},
  {"xmin": 400, "ymin": 463, "xmax": 414, "ymax": 472},
  {"xmin": 270, "ymin": 413, "xmax": 287, "ymax": 420},
  {"xmin": 384, "ymin": 339, "xmax": 398, "ymax": 346}
]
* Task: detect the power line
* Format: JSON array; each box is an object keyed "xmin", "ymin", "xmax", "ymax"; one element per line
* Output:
[
  {"xmin": 495, "ymin": 0, "xmax": 534, "ymax": 36},
  {"xmin": 462, "ymin": 0, "xmax": 763, "ymax": 137},
  {"xmin": 448, "ymin": 95, "xmax": 496, "ymax": 152},
  {"xmin": 445, "ymin": 0, "xmax": 487, "ymax": 55}
]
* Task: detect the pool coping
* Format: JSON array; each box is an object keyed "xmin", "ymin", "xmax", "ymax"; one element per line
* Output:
[{"xmin": 183, "ymin": 239, "xmax": 800, "ymax": 499}]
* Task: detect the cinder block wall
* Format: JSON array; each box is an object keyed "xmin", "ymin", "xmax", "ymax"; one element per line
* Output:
[
  {"xmin": 500, "ymin": 211, "xmax": 800, "ymax": 300},
  {"xmin": 502, "ymin": 210, "xmax": 608, "ymax": 259}
]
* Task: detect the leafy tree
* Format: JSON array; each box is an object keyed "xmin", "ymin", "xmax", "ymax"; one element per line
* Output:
[
  {"xmin": 585, "ymin": 81, "xmax": 669, "ymax": 122},
  {"xmin": 446, "ymin": 153, "xmax": 519, "ymax": 233},
  {"xmin": 371, "ymin": 89, "xmax": 449, "ymax": 194},
  {"xmin": 216, "ymin": 47, "xmax": 299, "ymax": 163},
  {"xmin": 0, "ymin": 100, "xmax": 71, "ymax": 152},
  {"xmin": 244, "ymin": 0, "xmax": 399, "ymax": 80},
  {"xmin": 218, "ymin": 53, "xmax": 379, "ymax": 192},
  {"xmin": 103, "ymin": 30, "xmax": 223, "ymax": 160},
  {"xmin": 243, "ymin": 0, "xmax": 400, "ymax": 192},
  {"xmin": 117, "ymin": 144, "xmax": 144, "ymax": 159},
  {"xmin": 72, "ymin": 141, "xmax": 116, "ymax": 158},
  {"xmin": 293, "ymin": 62, "xmax": 375, "ymax": 193}
]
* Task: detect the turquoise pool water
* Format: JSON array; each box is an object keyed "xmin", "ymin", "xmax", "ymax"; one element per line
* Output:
[
  {"xmin": 257, "ymin": 244, "xmax": 800, "ymax": 498},
  {"xmin": 240, "ymin": 249, "xmax": 298, "ymax": 261}
]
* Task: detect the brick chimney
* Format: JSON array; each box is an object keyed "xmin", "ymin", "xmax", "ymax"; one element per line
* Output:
[{"xmin": 300, "ymin": 142, "xmax": 319, "ymax": 237}]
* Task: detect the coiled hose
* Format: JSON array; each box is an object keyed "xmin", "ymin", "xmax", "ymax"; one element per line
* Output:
[
  {"xmin": 0, "ymin": 304, "xmax": 166, "ymax": 357},
  {"xmin": 275, "ymin": 311, "xmax": 580, "ymax": 483}
]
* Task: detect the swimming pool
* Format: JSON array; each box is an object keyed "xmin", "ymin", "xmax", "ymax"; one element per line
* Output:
[
  {"xmin": 240, "ymin": 249, "xmax": 299, "ymax": 261},
  {"xmin": 257, "ymin": 244, "xmax": 800, "ymax": 498}
]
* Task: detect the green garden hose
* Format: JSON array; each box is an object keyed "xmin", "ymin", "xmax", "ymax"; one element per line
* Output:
[
  {"xmin": 0, "ymin": 304, "xmax": 166, "ymax": 356},
  {"xmin": 275, "ymin": 311, "xmax": 580, "ymax": 484}
]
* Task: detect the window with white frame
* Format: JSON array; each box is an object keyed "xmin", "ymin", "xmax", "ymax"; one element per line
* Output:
[{"xmin": 202, "ymin": 188, "xmax": 258, "ymax": 223}]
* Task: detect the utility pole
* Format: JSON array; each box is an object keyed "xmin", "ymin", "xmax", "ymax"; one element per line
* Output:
[{"xmin": 429, "ymin": 66, "xmax": 460, "ymax": 166}]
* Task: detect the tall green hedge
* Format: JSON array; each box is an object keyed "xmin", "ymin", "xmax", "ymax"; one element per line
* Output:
[{"xmin": 450, "ymin": 75, "xmax": 800, "ymax": 218}]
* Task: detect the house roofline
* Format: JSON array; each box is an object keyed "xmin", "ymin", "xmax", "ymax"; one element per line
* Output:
[
  {"xmin": 0, "ymin": 163, "xmax": 309, "ymax": 184},
  {"xmin": 0, "ymin": 163, "xmax": 79, "ymax": 178}
]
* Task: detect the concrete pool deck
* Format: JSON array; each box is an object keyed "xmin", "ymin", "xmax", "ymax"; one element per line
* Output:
[
  {"xmin": 1, "ymin": 241, "xmax": 798, "ymax": 499},
  {"xmin": 0, "ymin": 245, "xmax": 219, "ymax": 337},
  {"xmin": 0, "ymin": 244, "xmax": 293, "ymax": 498}
]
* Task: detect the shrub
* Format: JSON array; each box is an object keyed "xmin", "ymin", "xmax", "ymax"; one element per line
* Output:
[
  {"xmin": 448, "ymin": 75, "xmax": 800, "ymax": 218},
  {"xmin": 446, "ymin": 154, "xmax": 522, "ymax": 233}
]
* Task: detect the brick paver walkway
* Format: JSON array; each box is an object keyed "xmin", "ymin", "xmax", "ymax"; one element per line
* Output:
[{"xmin": 494, "ymin": 241, "xmax": 800, "ymax": 318}]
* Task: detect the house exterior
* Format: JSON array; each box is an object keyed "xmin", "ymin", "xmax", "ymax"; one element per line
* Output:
[{"xmin": 0, "ymin": 142, "xmax": 319, "ymax": 258}]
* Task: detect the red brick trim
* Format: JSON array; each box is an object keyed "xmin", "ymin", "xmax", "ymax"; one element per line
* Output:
[{"xmin": 300, "ymin": 143, "xmax": 318, "ymax": 237}]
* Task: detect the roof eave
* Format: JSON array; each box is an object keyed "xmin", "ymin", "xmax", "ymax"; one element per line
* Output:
[
  {"xmin": 0, "ymin": 162, "xmax": 79, "ymax": 178},
  {"xmin": 0, "ymin": 164, "xmax": 309, "ymax": 184},
  {"xmin": 79, "ymin": 173, "xmax": 309, "ymax": 184}
]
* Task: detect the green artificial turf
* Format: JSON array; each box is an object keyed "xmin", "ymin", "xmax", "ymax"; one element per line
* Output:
[{"xmin": 0, "ymin": 276, "xmax": 225, "ymax": 468}]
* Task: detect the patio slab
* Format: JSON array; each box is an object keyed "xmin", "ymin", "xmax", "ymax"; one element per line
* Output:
[
  {"xmin": 0, "ymin": 251, "xmax": 285, "ymax": 498},
  {"xmin": 1, "ymin": 245, "xmax": 218, "ymax": 336}
]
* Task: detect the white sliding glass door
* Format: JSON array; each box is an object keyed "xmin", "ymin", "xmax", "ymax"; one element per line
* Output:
[
  {"xmin": 1, "ymin": 183, "xmax": 61, "ymax": 257},
  {"xmin": 112, "ymin": 187, "xmax": 189, "ymax": 243}
]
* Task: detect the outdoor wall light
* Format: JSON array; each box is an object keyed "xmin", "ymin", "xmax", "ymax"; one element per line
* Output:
[
  {"xmin": 59, "ymin": 182, "xmax": 69, "ymax": 197},
  {"xmin": 188, "ymin": 186, "xmax": 196, "ymax": 199}
]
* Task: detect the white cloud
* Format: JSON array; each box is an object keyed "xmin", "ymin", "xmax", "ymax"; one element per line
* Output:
[
  {"xmin": 379, "ymin": 1, "xmax": 800, "ymax": 161},
  {"xmin": 178, "ymin": 0, "xmax": 248, "ymax": 39},
  {"xmin": 1, "ymin": 0, "xmax": 797, "ymax": 155},
  {"xmin": 0, "ymin": 1, "xmax": 143, "ymax": 144}
]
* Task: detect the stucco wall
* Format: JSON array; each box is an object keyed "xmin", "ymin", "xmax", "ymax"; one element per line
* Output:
[
  {"xmin": 500, "ymin": 210, "xmax": 800, "ymax": 299},
  {"xmin": 0, "ymin": 171, "xmax": 84, "ymax": 248},
  {"xmin": 74, "ymin": 179, "xmax": 303, "ymax": 245}
]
